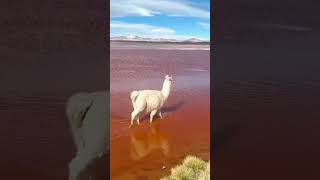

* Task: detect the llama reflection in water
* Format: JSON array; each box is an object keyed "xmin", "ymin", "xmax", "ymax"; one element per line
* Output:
[{"xmin": 130, "ymin": 120, "xmax": 170, "ymax": 162}]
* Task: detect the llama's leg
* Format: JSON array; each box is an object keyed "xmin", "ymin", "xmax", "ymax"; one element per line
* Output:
[
  {"xmin": 129, "ymin": 111, "xmax": 134, "ymax": 128},
  {"xmin": 76, "ymin": 135, "xmax": 87, "ymax": 158},
  {"xmin": 158, "ymin": 110, "xmax": 163, "ymax": 119},
  {"xmin": 71, "ymin": 127, "xmax": 80, "ymax": 152},
  {"xmin": 150, "ymin": 110, "xmax": 157, "ymax": 123},
  {"xmin": 68, "ymin": 153, "xmax": 97, "ymax": 180},
  {"xmin": 69, "ymin": 119, "xmax": 83, "ymax": 154},
  {"xmin": 68, "ymin": 156, "xmax": 82, "ymax": 180},
  {"xmin": 130, "ymin": 111, "xmax": 135, "ymax": 128},
  {"xmin": 137, "ymin": 117, "xmax": 140, "ymax": 125}
]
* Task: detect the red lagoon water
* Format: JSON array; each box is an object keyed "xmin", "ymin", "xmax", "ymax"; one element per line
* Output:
[{"xmin": 110, "ymin": 49, "xmax": 211, "ymax": 180}]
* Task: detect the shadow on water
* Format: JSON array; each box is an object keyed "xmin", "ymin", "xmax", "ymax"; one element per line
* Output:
[
  {"xmin": 138, "ymin": 100, "xmax": 186, "ymax": 122},
  {"xmin": 130, "ymin": 121, "xmax": 170, "ymax": 162},
  {"xmin": 162, "ymin": 100, "xmax": 186, "ymax": 114}
]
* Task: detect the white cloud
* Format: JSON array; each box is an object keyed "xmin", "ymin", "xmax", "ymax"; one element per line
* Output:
[
  {"xmin": 198, "ymin": 22, "xmax": 210, "ymax": 29},
  {"xmin": 110, "ymin": 21, "xmax": 205, "ymax": 40},
  {"xmin": 111, "ymin": 0, "xmax": 210, "ymax": 19},
  {"xmin": 111, "ymin": 21, "xmax": 175, "ymax": 36}
]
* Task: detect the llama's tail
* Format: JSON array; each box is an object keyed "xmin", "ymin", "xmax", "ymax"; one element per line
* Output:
[{"xmin": 130, "ymin": 91, "xmax": 139, "ymax": 108}]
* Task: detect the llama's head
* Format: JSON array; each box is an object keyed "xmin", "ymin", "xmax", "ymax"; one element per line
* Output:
[
  {"xmin": 165, "ymin": 75, "xmax": 173, "ymax": 84},
  {"xmin": 162, "ymin": 75, "xmax": 173, "ymax": 98}
]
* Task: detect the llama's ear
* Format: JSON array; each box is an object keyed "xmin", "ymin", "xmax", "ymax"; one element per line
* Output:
[{"xmin": 165, "ymin": 74, "xmax": 169, "ymax": 78}]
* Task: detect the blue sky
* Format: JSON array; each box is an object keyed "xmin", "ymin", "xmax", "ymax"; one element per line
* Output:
[{"xmin": 110, "ymin": 0, "xmax": 210, "ymax": 41}]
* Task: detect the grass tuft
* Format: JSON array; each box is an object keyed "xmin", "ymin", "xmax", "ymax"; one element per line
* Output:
[{"xmin": 161, "ymin": 156, "xmax": 210, "ymax": 180}]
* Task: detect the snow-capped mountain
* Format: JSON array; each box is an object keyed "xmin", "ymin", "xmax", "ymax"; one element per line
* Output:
[
  {"xmin": 110, "ymin": 36, "xmax": 209, "ymax": 43},
  {"xmin": 183, "ymin": 38, "xmax": 205, "ymax": 43}
]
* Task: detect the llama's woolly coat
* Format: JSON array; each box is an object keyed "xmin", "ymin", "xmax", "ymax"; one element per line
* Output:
[{"xmin": 131, "ymin": 90, "xmax": 165, "ymax": 113}]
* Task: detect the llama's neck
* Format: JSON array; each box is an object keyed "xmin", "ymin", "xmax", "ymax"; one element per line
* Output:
[{"xmin": 161, "ymin": 80, "xmax": 171, "ymax": 101}]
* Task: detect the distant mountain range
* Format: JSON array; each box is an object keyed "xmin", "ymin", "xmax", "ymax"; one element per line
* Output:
[{"xmin": 110, "ymin": 36, "xmax": 209, "ymax": 43}]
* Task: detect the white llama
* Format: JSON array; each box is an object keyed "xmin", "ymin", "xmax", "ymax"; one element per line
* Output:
[
  {"xmin": 66, "ymin": 91, "xmax": 109, "ymax": 180},
  {"xmin": 130, "ymin": 75, "xmax": 173, "ymax": 127}
]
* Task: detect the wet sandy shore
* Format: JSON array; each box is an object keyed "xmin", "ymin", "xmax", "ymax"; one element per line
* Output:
[
  {"xmin": 110, "ymin": 46, "xmax": 210, "ymax": 179},
  {"xmin": 111, "ymin": 41, "xmax": 210, "ymax": 50}
]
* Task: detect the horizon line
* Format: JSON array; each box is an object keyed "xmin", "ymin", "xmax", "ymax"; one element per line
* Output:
[{"xmin": 110, "ymin": 35, "xmax": 210, "ymax": 41}]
